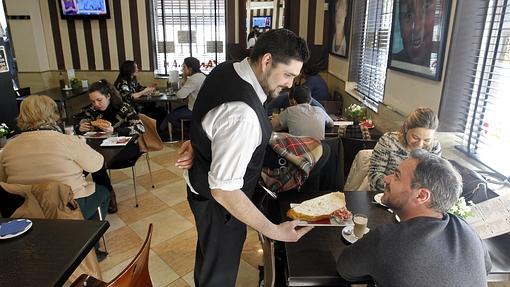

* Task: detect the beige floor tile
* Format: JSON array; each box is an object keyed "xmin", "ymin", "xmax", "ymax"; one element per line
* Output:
[
  {"xmin": 153, "ymin": 228, "xmax": 197, "ymax": 276},
  {"xmin": 117, "ymin": 192, "xmax": 169, "ymax": 224},
  {"xmin": 171, "ymin": 201, "xmax": 195, "ymax": 224},
  {"xmin": 236, "ymin": 259, "xmax": 260, "ymax": 287},
  {"xmin": 112, "ymin": 178, "xmax": 148, "ymax": 204},
  {"xmin": 152, "ymin": 180, "xmax": 188, "ymax": 207},
  {"xmin": 150, "ymin": 152, "xmax": 180, "ymax": 168},
  {"xmin": 241, "ymin": 228, "xmax": 263, "ymax": 269},
  {"xmin": 109, "ymin": 169, "xmax": 130, "ymax": 182},
  {"xmin": 148, "ymin": 250, "xmax": 180, "ymax": 287},
  {"xmin": 136, "ymin": 168, "xmax": 182, "ymax": 191},
  {"xmin": 181, "ymin": 271, "xmax": 194, "ymax": 287},
  {"xmin": 164, "ymin": 278, "xmax": 191, "ymax": 287},
  {"xmin": 105, "ymin": 213, "xmax": 126, "ymax": 234},
  {"xmin": 120, "ymin": 157, "xmax": 164, "ymax": 178},
  {"xmin": 489, "ymin": 282, "xmax": 510, "ymax": 287},
  {"xmin": 129, "ymin": 208, "xmax": 194, "ymax": 245},
  {"xmin": 99, "ymin": 226, "xmax": 142, "ymax": 271}
]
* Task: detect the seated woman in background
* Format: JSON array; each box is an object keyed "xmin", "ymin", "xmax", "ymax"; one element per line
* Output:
[
  {"xmin": 114, "ymin": 60, "xmax": 155, "ymax": 106},
  {"xmin": 0, "ymin": 95, "xmax": 110, "ymax": 219},
  {"xmin": 160, "ymin": 57, "xmax": 206, "ymax": 130},
  {"xmin": 368, "ymin": 107, "xmax": 441, "ymax": 192},
  {"xmin": 302, "ymin": 64, "xmax": 331, "ymax": 102},
  {"xmin": 79, "ymin": 79, "xmax": 145, "ymax": 136},
  {"xmin": 78, "ymin": 80, "xmax": 146, "ymax": 212}
]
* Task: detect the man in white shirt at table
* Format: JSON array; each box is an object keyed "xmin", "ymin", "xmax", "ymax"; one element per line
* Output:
[{"xmin": 336, "ymin": 150, "xmax": 491, "ymax": 287}]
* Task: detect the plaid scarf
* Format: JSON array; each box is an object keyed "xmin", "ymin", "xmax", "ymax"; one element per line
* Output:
[{"xmin": 260, "ymin": 132, "xmax": 323, "ymax": 193}]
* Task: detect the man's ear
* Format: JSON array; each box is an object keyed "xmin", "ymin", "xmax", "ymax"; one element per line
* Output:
[
  {"xmin": 415, "ymin": 188, "xmax": 432, "ymax": 205},
  {"xmin": 260, "ymin": 53, "xmax": 272, "ymax": 73}
]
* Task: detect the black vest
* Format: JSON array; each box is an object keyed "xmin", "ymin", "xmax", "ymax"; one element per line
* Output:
[{"xmin": 189, "ymin": 61, "xmax": 272, "ymax": 200}]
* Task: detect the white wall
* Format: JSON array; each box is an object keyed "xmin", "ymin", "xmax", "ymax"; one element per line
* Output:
[{"xmin": 5, "ymin": 0, "xmax": 50, "ymax": 72}]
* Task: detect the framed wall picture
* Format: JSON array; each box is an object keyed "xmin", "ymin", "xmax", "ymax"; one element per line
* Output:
[
  {"xmin": 329, "ymin": 0, "xmax": 352, "ymax": 58},
  {"xmin": 0, "ymin": 47, "xmax": 8, "ymax": 73},
  {"xmin": 388, "ymin": 0, "xmax": 451, "ymax": 80}
]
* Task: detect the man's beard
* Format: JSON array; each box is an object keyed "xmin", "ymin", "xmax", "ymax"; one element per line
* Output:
[{"xmin": 260, "ymin": 67, "xmax": 281, "ymax": 98}]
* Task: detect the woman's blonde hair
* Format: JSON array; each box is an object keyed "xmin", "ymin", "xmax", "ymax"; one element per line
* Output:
[
  {"xmin": 17, "ymin": 95, "xmax": 60, "ymax": 131},
  {"xmin": 399, "ymin": 107, "xmax": 439, "ymax": 149}
]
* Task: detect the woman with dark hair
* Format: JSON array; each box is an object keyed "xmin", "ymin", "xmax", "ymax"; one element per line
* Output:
[
  {"xmin": 302, "ymin": 64, "xmax": 330, "ymax": 102},
  {"xmin": 114, "ymin": 60, "xmax": 155, "ymax": 106},
  {"xmin": 160, "ymin": 57, "xmax": 206, "ymax": 130},
  {"xmin": 79, "ymin": 79, "xmax": 145, "ymax": 136},
  {"xmin": 78, "ymin": 80, "xmax": 146, "ymax": 213}
]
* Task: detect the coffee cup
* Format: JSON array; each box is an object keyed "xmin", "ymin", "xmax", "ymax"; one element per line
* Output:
[{"xmin": 353, "ymin": 213, "xmax": 368, "ymax": 239}]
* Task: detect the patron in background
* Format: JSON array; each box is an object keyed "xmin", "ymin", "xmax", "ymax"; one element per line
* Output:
[
  {"xmin": 368, "ymin": 107, "xmax": 441, "ymax": 192},
  {"xmin": 272, "ymin": 85, "xmax": 333, "ymax": 140},
  {"xmin": 79, "ymin": 80, "xmax": 145, "ymax": 136},
  {"xmin": 302, "ymin": 64, "xmax": 331, "ymax": 102},
  {"xmin": 114, "ymin": 60, "xmax": 155, "ymax": 106},
  {"xmin": 0, "ymin": 95, "xmax": 110, "ymax": 220},
  {"xmin": 160, "ymin": 57, "xmax": 206, "ymax": 131},
  {"xmin": 266, "ymin": 90, "xmax": 326, "ymax": 116},
  {"xmin": 78, "ymin": 80, "xmax": 145, "ymax": 213},
  {"xmin": 337, "ymin": 150, "xmax": 491, "ymax": 286}
]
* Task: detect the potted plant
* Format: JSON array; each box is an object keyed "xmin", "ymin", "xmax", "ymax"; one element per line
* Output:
[
  {"xmin": 70, "ymin": 77, "xmax": 81, "ymax": 89},
  {"xmin": 0, "ymin": 123, "xmax": 11, "ymax": 148},
  {"xmin": 346, "ymin": 104, "xmax": 367, "ymax": 124}
]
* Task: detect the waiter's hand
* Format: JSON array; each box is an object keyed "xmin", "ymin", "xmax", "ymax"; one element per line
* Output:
[
  {"xmin": 270, "ymin": 220, "xmax": 314, "ymax": 242},
  {"xmin": 176, "ymin": 140, "xmax": 193, "ymax": 169}
]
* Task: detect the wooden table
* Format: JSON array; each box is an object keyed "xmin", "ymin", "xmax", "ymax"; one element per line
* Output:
[
  {"xmin": 0, "ymin": 218, "xmax": 109, "ymax": 287},
  {"xmin": 23, "ymin": 87, "xmax": 90, "ymax": 120},
  {"xmin": 276, "ymin": 190, "xmax": 394, "ymax": 286}
]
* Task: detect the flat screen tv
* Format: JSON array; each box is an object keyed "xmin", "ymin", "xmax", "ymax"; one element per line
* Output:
[
  {"xmin": 59, "ymin": 0, "xmax": 110, "ymax": 19},
  {"xmin": 252, "ymin": 16, "xmax": 272, "ymax": 29}
]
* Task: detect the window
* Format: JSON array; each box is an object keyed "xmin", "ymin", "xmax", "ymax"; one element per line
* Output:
[
  {"xmin": 349, "ymin": 0, "xmax": 393, "ymax": 109},
  {"xmin": 153, "ymin": 0, "xmax": 226, "ymax": 75},
  {"xmin": 440, "ymin": 0, "xmax": 510, "ymax": 177}
]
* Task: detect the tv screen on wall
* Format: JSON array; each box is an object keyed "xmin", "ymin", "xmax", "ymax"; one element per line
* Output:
[
  {"xmin": 59, "ymin": 0, "xmax": 110, "ymax": 19},
  {"xmin": 252, "ymin": 16, "xmax": 272, "ymax": 29}
]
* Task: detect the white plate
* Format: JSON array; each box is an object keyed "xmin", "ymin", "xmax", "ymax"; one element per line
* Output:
[
  {"xmin": 62, "ymin": 87, "xmax": 73, "ymax": 91},
  {"xmin": 373, "ymin": 193, "xmax": 386, "ymax": 206},
  {"xmin": 395, "ymin": 214, "xmax": 401, "ymax": 222},
  {"xmin": 290, "ymin": 203, "xmax": 352, "ymax": 227},
  {"xmin": 0, "ymin": 219, "xmax": 32, "ymax": 239},
  {"xmin": 100, "ymin": 136, "xmax": 132, "ymax": 147},
  {"xmin": 341, "ymin": 225, "xmax": 370, "ymax": 244}
]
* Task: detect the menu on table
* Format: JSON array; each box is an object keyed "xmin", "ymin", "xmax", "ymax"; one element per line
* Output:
[{"xmin": 465, "ymin": 193, "xmax": 510, "ymax": 239}]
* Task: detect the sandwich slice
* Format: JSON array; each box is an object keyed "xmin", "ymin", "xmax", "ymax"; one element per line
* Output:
[
  {"xmin": 287, "ymin": 192, "xmax": 351, "ymax": 222},
  {"xmin": 90, "ymin": 119, "xmax": 111, "ymax": 129}
]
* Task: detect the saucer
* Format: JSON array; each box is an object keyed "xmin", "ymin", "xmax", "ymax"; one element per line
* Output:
[
  {"xmin": 0, "ymin": 219, "xmax": 32, "ymax": 239},
  {"xmin": 341, "ymin": 225, "xmax": 370, "ymax": 244},
  {"xmin": 373, "ymin": 193, "xmax": 386, "ymax": 206}
]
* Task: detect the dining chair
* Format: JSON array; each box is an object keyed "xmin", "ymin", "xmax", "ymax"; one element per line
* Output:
[
  {"xmin": 71, "ymin": 224, "xmax": 154, "ymax": 287},
  {"xmin": 108, "ymin": 114, "xmax": 163, "ymax": 208},
  {"xmin": 258, "ymin": 232, "xmax": 276, "ymax": 287}
]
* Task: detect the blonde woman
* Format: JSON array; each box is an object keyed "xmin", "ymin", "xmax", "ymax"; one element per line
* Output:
[
  {"xmin": 368, "ymin": 107, "xmax": 442, "ymax": 192},
  {"xmin": 0, "ymin": 95, "xmax": 110, "ymax": 219}
]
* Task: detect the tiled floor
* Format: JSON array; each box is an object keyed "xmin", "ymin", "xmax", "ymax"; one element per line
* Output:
[
  {"xmin": 99, "ymin": 142, "xmax": 262, "ymax": 287},
  {"xmin": 99, "ymin": 142, "xmax": 510, "ymax": 287}
]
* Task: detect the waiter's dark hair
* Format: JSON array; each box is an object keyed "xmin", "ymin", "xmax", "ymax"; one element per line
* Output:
[
  {"xmin": 89, "ymin": 79, "xmax": 123, "ymax": 110},
  {"xmin": 250, "ymin": 29, "xmax": 310, "ymax": 65}
]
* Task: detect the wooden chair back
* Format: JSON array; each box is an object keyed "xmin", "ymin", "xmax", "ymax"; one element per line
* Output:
[{"xmin": 70, "ymin": 224, "xmax": 153, "ymax": 287}]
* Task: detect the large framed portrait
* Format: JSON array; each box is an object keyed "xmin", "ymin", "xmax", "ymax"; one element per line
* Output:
[
  {"xmin": 388, "ymin": 0, "xmax": 451, "ymax": 80},
  {"xmin": 329, "ymin": 0, "xmax": 352, "ymax": 58}
]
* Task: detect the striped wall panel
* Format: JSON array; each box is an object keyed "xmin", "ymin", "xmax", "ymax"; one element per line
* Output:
[{"xmin": 43, "ymin": 0, "xmax": 154, "ymax": 71}]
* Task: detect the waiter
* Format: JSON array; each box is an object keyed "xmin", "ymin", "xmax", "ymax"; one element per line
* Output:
[{"xmin": 181, "ymin": 29, "xmax": 313, "ymax": 286}]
